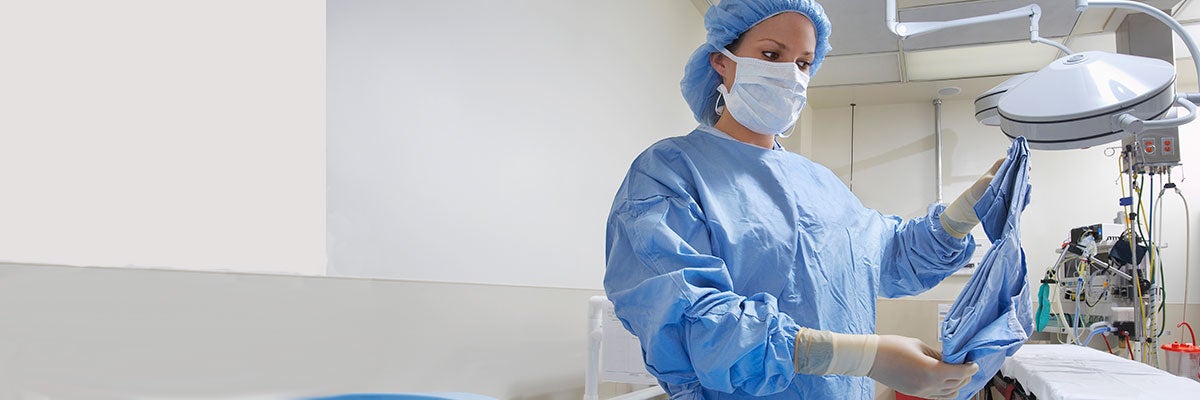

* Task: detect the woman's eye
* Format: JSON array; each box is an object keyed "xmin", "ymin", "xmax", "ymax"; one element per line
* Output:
[
  {"xmin": 761, "ymin": 51, "xmax": 778, "ymax": 60},
  {"xmin": 797, "ymin": 60, "xmax": 812, "ymax": 70}
]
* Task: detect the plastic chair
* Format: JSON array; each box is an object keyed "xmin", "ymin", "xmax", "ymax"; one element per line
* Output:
[{"xmin": 585, "ymin": 296, "xmax": 666, "ymax": 400}]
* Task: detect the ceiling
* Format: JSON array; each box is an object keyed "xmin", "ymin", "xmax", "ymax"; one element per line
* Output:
[{"xmin": 689, "ymin": 0, "xmax": 1200, "ymax": 107}]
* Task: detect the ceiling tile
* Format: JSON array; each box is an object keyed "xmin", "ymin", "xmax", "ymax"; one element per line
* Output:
[
  {"xmin": 820, "ymin": 0, "xmax": 902, "ymax": 55},
  {"xmin": 1105, "ymin": 9, "xmax": 1135, "ymax": 31},
  {"xmin": 1178, "ymin": 0, "xmax": 1200, "ymax": 22},
  {"xmin": 1100, "ymin": 1, "xmax": 1185, "ymax": 30},
  {"xmin": 1064, "ymin": 32, "xmax": 1116, "ymax": 53},
  {"xmin": 810, "ymin": 53, "xmax": 902, "ymax": 87},
  {"xmin": 1177, "ymin": 57, "xmax": 1197, "ymax": 89},
  {"xmin": 1145, "ymin": 0, "xmax": 1187, "ymax": 10},
  {"xmin": 1074, "ymin": 8, "xmax": 1114, "ymax": 34},
  {"xmin": 1171, "ymin": 21, "xmax": 1200, "ymax": 59},
  {"xmin": 897, "ymin": 0, "xmax": 1078, "ymax": 51},
  {"xmin": 904, "ymin": 40, "xmax": 1060, "ymax": 81}
]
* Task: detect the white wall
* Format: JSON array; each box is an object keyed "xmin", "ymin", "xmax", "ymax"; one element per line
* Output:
[
  {"xmin": 806, "ymin": 98, "xmax": 1200, "ymax": 314},
  {"xmin": 0, "ymin": 1, "xmax": 326, "ymax": 275},
  {"xmin": 0, "ymin": 0, "xmax": 705, "ymax": 288},
  {"xmin": 326, "ymin": 0, "xmax": 705, "ymax": 288},
  {"xmin": 0, "ymin": 263, "xmax": 606, "ymax": 400}
]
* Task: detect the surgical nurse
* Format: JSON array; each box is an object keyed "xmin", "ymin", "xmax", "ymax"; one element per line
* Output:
[{"xmin": 604, "ymin": 0, "xmax": 1001, "ymax": 398}]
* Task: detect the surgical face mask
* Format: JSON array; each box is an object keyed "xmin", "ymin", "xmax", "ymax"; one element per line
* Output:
[{"xmin": 716, "ymin": 47, "xmax": 810, "ymax": 136}]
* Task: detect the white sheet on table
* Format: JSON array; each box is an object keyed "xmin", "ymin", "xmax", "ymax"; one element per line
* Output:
[{"xmin": 999, "ymin": 344, "xmax": 1200, "ymax": 400}]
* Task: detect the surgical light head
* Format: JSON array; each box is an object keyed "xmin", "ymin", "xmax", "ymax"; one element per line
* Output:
[{"xmin": 978, "ymin": 52, "xmax": 1180, "ymax": 151}]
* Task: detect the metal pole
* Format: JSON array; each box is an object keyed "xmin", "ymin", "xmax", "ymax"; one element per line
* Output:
[
  {"xmin": 934, "ymin": 99, "xmax": 943, "ymax": 203},
  {"xmin": 850, "ymin": 103, "xmax": 856, "ymax": 193}
]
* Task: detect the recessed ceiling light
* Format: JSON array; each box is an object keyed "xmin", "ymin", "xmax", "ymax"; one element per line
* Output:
[{"xmin": 937, "ymin": 86, "xmax": 962, "ymax": 97}]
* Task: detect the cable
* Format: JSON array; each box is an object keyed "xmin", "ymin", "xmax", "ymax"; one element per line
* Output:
[
  {"xmin": 1125, "ymin": 334, "xmax": 1135, "ymax": 360},
  {"xmin": 1148, "ymin": 198, "xmax": 1167, "ymax": 339},
  {"xmin": 1080, "ymin": 276, "xmax": 1089, "ymax": 343},
  {"xmin": 1145, "ymin": 173, "xmax": 1162, "ymax": 365},
  {"xmin": 1148, "ymin": 173, "xmax": 1155, "ymax": 292},
  {"xmin": 1082, "ymin": 322, "xmax": 1114, "ymax": 346},
  {"xmin": 1158, "ymin": 288, "xmax": 1168, "ymax": 338},
  {"xmin": 1048, "ymin": 241, "xmax": 1074, "ymax": 343},
  {"xmin": 1103, "ymin": 334, "xmax": 1114, "ymax": 354},
  {"xmin": 1053, "ymin": 278, "xmax": 1073, "ymax": 344},
  {"xmin": 1161, "ymin": 178, "xmax": 1193, "ymax": 325},
  {"xmin": 1182, "ymin": 188, "xmax": 1193, "ymax": 324},
  {"xmin": 1122, "ymin": 170, "xmax": 1156, "ymax": 363},
  {"xmin": 1137, "ymin": 175, "xmax": 1151, "ymax": 242},
  {"xmin": 1072, "ymin": 257, "xmax": 1086, "ymax": 344},
  {"xmin": 1130, "ymin": 173, "xmax": 1149, "ymax": 362},
  {"xmin": 1085, "ymin": 282, "xmax": 1106, "ymax": 307},
  {"xmin": 1118, "ymin": 148, "xmax": 1128, "ymax": 197}
]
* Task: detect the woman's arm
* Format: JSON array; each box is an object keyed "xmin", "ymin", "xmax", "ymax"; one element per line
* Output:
[
  {"xmin": 876, "ymin": 204, "xmax": 976, "ymax": 298},
  {"xmin": 605, "ymin": 192, "xmax": 801, "ymax": 395}
]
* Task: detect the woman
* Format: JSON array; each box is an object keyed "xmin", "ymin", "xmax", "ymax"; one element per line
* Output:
[{"xmin": 604, "ymin": 0, "xmax": 998, "ymax": 398}]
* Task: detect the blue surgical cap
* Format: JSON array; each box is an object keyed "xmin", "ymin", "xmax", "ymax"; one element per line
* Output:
[{"xmin": 681, "ymin": 0, "xmax": 832, "ymax": 126}]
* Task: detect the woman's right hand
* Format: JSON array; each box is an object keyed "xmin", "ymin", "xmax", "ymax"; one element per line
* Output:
[{"xmin": 867, "ymin": 335, "xmax": 978, "ymax": 400}]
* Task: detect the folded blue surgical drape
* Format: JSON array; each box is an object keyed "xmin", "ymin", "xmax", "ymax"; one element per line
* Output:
[{"xmin": 939, "ymin": 137, "xmax": 1033, "ymax": 399}]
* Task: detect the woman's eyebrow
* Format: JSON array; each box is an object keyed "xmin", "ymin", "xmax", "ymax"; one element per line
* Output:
[
  {"xmin": 758, "ymin": 38, "xmax": 788, "ymax": 49},
  {"xmin": 758, "ymin": 38, "xmax": 815, "ymax": 56}
]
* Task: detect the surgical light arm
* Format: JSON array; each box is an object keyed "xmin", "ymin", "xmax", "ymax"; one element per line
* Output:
[
  {"xmin": 1077, "ymin": 0, "xmax": 1200, "ymax": 133},
  {"xmin": 1115, "ymin": 99, "xmax": 1197, "ymax": 134},
  {"xmin": 884, "ymin": 1, "xmax": 1072, "ymax": 55},
  {"xmin": 1078, "ymin": 0, "xmax": 1200, "ymax": 91}
]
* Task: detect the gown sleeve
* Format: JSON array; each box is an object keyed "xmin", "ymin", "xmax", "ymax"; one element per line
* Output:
[
  {"xmin": 604, "ymin": 155, "xmax": 801, "ymax": 396},
  {"xmin": 875, "ymin": 203, "xmax": 977, "ymax": 298}
]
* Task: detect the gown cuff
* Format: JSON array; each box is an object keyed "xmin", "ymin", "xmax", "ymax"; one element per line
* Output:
[{"xmin": 794, "ymin": 328, "xmax": 878, "ymax": 377}]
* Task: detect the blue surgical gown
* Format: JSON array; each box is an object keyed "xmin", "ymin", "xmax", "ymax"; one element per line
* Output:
[
  {"xmin": 938, "ymin": 137, "xmax": 1032, "ymax": 400},
  {"xmin": 605, "ymin": 126, "xmax": 975, "ymax": 399}
]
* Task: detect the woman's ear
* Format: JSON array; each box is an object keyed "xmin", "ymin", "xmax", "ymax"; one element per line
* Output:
[{"xmin": 710, "ymin": 51, "xmax": 731, "ymax": 81}]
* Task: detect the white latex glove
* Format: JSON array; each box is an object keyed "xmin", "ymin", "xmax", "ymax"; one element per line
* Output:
[
  {"xmin": 867, "ymin": 335, "xmax": 978, "ymax": 400},
  {"xmin": 940, "ymin": 158, "xmax": 1005, "ymax": 239},
  {"xmin": 794, "ymin": 328, "xmax": 878, "ymax": 376},
  {"xmin": 795, "ymin": 330, "xmax": 977, "ymax": 399}
]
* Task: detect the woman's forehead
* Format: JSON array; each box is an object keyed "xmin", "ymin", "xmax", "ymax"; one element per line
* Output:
[{"xmin": 742, "ymin": 13, "xmax": 816, "ymax": 48}]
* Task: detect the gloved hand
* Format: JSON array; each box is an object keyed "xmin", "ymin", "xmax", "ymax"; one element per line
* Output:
[
  {"xmin": 940, "ymin": 158, "xmax": 1005, "ymax": 239},
  {"xmin": 868, "ymin": 335, "xmax": 978, "ymax": 400},
  {"xmin": 795, "ymin": 330, "xmax": 977, "ymax": 399}
]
